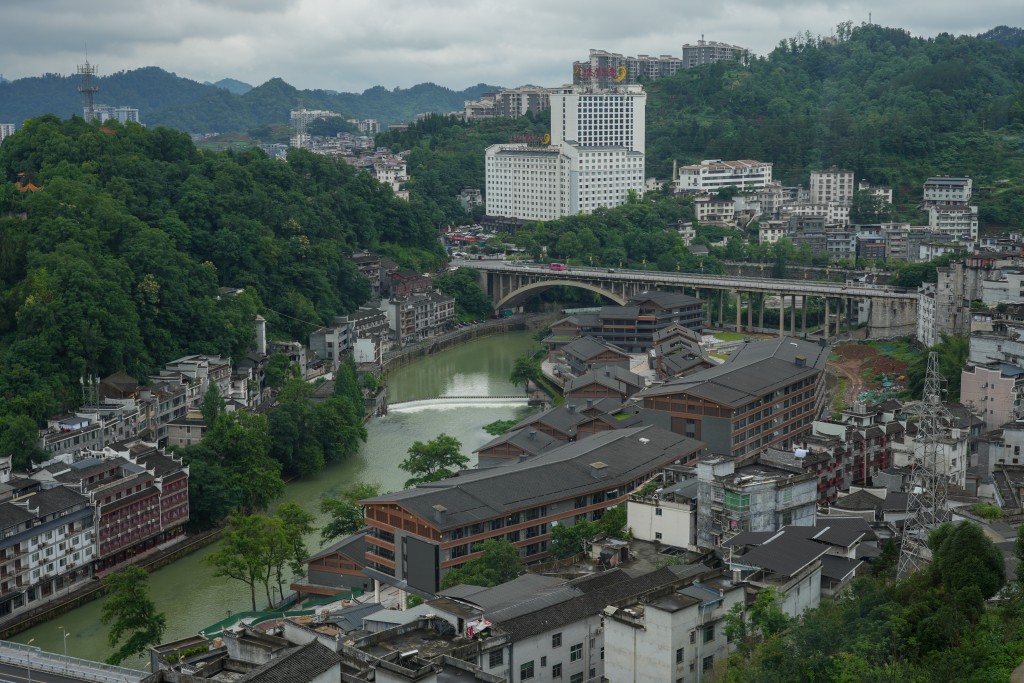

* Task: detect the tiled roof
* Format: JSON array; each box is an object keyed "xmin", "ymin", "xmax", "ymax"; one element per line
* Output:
[
  {"xmin": 238, "ymin": 640, "xmax": 341, "ymax": 683},
  {"xmin": 362, "ymin": 427, "xmax": 703, "ymax": 530},
  {"xmin": 474, "ymin": 428, "xmax": 560, "ymax": 457}
]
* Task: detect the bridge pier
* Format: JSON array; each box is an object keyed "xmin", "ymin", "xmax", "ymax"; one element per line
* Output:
[
  {"xmin": 747, "ymin": 292, "xmax": 753, "ymax": 333},
  {"xmin": 824, "ymin": 298, "xmax": 830, "ymax": 340},
  {"xmin": 735, "ymin": 292, "xmax": 741, "ymax": 333},
  {"xmin": 758, "ymin": 294, "xmax": 764, "ymax": 331},
  {"xmin": 790, "ymin": 295, "xmax": 796, "ymax": 335}
]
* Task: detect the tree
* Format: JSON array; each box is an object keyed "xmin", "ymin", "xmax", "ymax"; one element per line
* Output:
[
  {"xmin": 748, "ymin": 587, "xmax": 790, "ymax": 639},
  {"xmin": 265, "ymin": 352, "xmax": 297, "ymax": 389},
  {"xmin": 849, "ymin": 190, "xmax": 895, "ymax": 224},
  {"xmin": 595, "ymin": 505, "xmax": 627, "ymax": 538},
  {"xmin": 206, "ymin": 514, "xmax": 281, "ymax": 611},
  {"xmin": 399, "ymin": 433, "xmax": 469, "ymax": 487},
  {"xmin": 0, "ymin": 414, "xmax": 48, "ymax": 471},
  {"xmin": 906, "ymin": 334, "xmax": 968, "ymax": 401},
  {"xmin": 439, "ymin": 538, "xmax": 522, "ymax": 589},
  {"xmin": 549, "ymin": 518, "xmax": 597, "ymax": 559},
  {"xmin": 320, "ymin": 482, "xmax": 381, "ymax": 544},
  {"xmin": 100, "ymin": 566, "xmax": 167, "ymax": 665},
  {"xmin": 200, "ymin": 384, "xmax": 225, "ymax": 427},
  {"xmin": 929, "ymin": 521, "xmax": 1006, "ymax": 601},
  {"xmin": 509, "ymin": 352, "xmax": 542, "ymax": 391},
  {"xmin": 276, "ymin": 502, "xmax": 316, "ymax": 576}
]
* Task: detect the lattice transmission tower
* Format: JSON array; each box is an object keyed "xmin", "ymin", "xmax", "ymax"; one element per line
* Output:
[
  {"xmin": 77, "ymin": 59, "xmax": 99, "ymax": 122},
  {"xmin": 897, "ymin": 351, "xmax": 954, "ymax": 579}
]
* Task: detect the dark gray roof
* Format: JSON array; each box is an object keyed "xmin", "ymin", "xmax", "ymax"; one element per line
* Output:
[
  {"xmin": 306, "ymin": 531, "xmax": 367, "ymax": 566},
  {"xmin": 444, "ymin": 574, "xmax": 571, "ymax": 614},
  {"xmin": 362, "ymin": 426, "xmax": 703, "ymax": 530},
  {"xmin": 26, "ymin": 486, "xmax": 89, "ymax": 517},
  {"xmin": 238, "ymin": 640, "xmax": 341, "ymax": 683},
  {"xmin": 563, "ymin": 336, "xmax": 629, "ymax": 363},
  {"xmin": 511, "ymin": 405, "xmax": 590, "ymax": 437},
  {"xmin": 628, "ymin": 291, "xmax": 701, "ymax": 310},
  {"xmin": 638, "ymin": 337, "xmax": 828, "ymax": 406},
  {"xmin": 734, "ymin": 531, "xmax": 829, "ymax": 576},
  {"xmin": 599, "ymin": 306, "xmax": 640, "ymax": 320},
  {"xmin": 820, "ymin": 555, "xmax": 864, "ymax": 581},
  {"xmin": 722, "ymin": 531, "xmax": 777, "ymax": 547},
  {"xmin": 474, "ymin": 428, "xmax": 560, "ymax": 457},
  {"xmin": 492, "ymin": 565, "xmax": 707, "ymax": 641},
  {"xmin": 564, "ymin": 367, "xmax": 644, "ymax": 395},
  {"xmin": 832, "ymin": 489, "xmax": 883, "ymax": 511},
  {"xmin": 0, "ymin": 503, "xmax": 34, "ymax": 532},
  {"xmin": 325, "ymin": 602, "xmax": 384, "ymax": 632}
]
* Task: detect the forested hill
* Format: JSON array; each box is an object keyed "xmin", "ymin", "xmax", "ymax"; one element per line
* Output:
[
  {"xmin": 0, "ymin": 68, "xmax": 498, "ymax": 131},
  {"xmin": 0, "ymin": 116, "xmax": 445, "ymax": 433},
  {"xmin": 643, "ymin": 23, "xmax": 1024, "ymax": 227}
]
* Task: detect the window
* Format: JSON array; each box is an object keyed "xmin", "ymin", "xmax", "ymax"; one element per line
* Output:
[
  {"xmin": 570, "ymin": 643, "xmax": 583, "ymax": 662},
  {"xmin": 489, "ymin": 650, "xmax": 503, "ymax": 668},
  {"xmin": 655, "ymin": 508, "xmax": 663, "ymax": 516},
  {"xmin": 541, "ymin": 657, "xmax": 546, "ymax": 667},
  {"xmin": 676, "ymin": 647, "xmax": 684, "ymax": 663},
  {"xmin": 552, "ymin": 632, "xmax": 562, "ymax": 648},
  {"xmin": 570, "ymin": 674, "xmax": 584, "ymax": 683},
  {"xmin": 520, "ymin": 661, "xmax": 534, "ymax": 680},
  {"xmin": 552, "ymin": 663, "xmax": 562, "ymax": 678},
  {"xmin": 655, "ymin": 532, "xmax": 663, "ymax": 540},
  {"xmin": 704, "ymin": 625, "xmax": 715, "ymax": 643},
  {"xmin": 703, "ymin": 655, "xmax": 714, "ymax": 672},
  {"xmin": 690, "ymin": 630, "xmax": 697, "ymax": 644}
]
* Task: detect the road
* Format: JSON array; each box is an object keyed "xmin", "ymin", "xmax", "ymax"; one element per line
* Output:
[{"xmin": 0, "ymin": 660, "xmax": 100, "ymax": 683}]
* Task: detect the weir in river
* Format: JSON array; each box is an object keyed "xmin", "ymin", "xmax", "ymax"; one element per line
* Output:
[{"xmin": 11, "ymin": 330, "xmax": 542, "ymax": 665}]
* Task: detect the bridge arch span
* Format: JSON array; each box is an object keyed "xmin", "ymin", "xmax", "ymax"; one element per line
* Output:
[{"xmin": 496, "ymin": 279, "xmax": 627, "ymax": 309}]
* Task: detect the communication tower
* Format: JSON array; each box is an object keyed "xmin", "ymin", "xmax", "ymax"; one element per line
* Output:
[
  {"xmin": 896, "ymin": 351, "xmax": 954, "ymax": 578},
  {"xmin": 77, "ymin": 59, "xmax": 99, "ymax": 122}
]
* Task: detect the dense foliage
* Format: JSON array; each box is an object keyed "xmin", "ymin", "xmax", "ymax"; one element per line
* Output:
[
  {"xmin": 439, "ymin": 538, "xmax": 522, "ymax": 590},
  {"xmin": 724, "ymin": 521, "xmax": 1015, "ymax": 682},
  {"xmin": 399, "ymin": 433, "xmax": 469, "ymax": 487},
  {"xmin": 0, "ymin": 69, "xmax": 498, "ymax": 131},
  {"xmin": 100, "ymin": 566, "xmax": 167, "ymax": 665}
]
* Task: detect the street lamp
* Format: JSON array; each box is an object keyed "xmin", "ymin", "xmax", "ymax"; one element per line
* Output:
[
  {"xmin": 26, "ymin": 638, "xmax": 34, "ymax": 683},
  {"xmin": 59, "ymin": 626, "xmax": 70, "ymax": 672}
]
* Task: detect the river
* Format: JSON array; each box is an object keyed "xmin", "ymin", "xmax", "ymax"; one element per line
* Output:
[{"xmin": 12, "ymin": 329, "xmax": 541, "ymax": 664}]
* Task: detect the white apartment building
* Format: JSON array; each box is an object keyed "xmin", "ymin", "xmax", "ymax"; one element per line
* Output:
[
  {"xmin": 485, "ymin": 84, "xmax": 646, "ymax": 221},
  {"xmin": 0, "ymin": 124, "xmax": 15, "ymax": 142},
  {"xmin": 759, "ymin": 220, "xmax": 789, "ymax": 244},
  {"xmin": 91, "ymin": 105, "xmax": 140, "ymax": 125},
  {"xmin": 675, "ymin": 159, "xmax": 773, "ymax": 192},
  {"xmin": 923, "ymin": 177, "xmax": 972, "ymax": 206},
  {"xmin": 857, "ymin": 180, "xmax": 893, "ymax": 204},
  {"xmin": 928, "ymin": 204, "xmax": 979, "ymax": 243},
  {"xmin": 809, "ymin": 167, "xmax": 855, "ymax": 205},
  {"xmin": 290, "ymin": 109, "xmax": 341, "ymax": 128},
  {"xmin": 891, "ymin": 427, "xmax": 969, "ymax": 489}
]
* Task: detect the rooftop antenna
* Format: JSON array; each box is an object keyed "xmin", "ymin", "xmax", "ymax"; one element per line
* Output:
[
  {"xmin": 77, "ymin": 48, "xmax": 99, "ymax": 123},
  {"xmin": 896, "ymin": 351, "xmax": 954, "ymax": 579}
]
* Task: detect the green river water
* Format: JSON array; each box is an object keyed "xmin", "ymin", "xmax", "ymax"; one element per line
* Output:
[{"xmin": 12, "ymin": 330, "xmax": 540, "ymax": 664}]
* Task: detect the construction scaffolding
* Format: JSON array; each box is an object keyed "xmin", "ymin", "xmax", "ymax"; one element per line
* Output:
[{"xmin": 897, "ymin": 351, "xmax": 954, "ymax": 579}]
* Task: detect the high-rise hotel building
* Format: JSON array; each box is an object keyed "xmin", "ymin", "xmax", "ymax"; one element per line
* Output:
[{"xmin": 485, "ymin": 84, "xmax": 646, "ymax": 223}]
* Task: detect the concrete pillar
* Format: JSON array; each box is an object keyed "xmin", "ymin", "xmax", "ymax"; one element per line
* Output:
[
  {"xmin": 801, "ymin": 296, "xmax": 807, "ymax": 336},
  {"xmin": 747, "ymin": 292, "xmax": 753, "ymax": 333},
  {"xmin": 374, "ymin": 579, "xmax": 381, "ymax": 604},
  {"xmin": 778, "ymin": 295, "xmax": 785, "ymax": 337},
  {"xmin": 735, "ymin": 292, "xmax": 741, "ymax": 332},
  {"xmin": 824, "ymin": 298, "xmax": 830, "ymax": 340},
  {"xmin": 707, "ymin": 291, "xmax": 712, "ymax": 325},
  {"xmin": 790, "ymin": 295, "xmax": 796, "ymax": 335},
  {"xmin": 758, "ymin": 294, "xmax": 764, "ymax": 331},
  {"xmin": 718, "ymin": 290, "xmax": 724, "ymax": 327},
  {"xmin": 399, "ymin": 588, "xmax": 407, "ymax": 611}
]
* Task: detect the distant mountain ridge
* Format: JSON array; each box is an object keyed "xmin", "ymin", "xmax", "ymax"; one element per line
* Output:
[{"xmin": 0, "ymin": 67, "xmax": 500, "ymax": 132}]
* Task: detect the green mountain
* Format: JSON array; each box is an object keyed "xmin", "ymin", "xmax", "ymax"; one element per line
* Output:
[
  {"xmin": 209, "ymin": 78, "xmax": 253, "ymax": 95},
  {"xmin": 0, "ymin": 68, "xmax": 499, "ymax": 132}
]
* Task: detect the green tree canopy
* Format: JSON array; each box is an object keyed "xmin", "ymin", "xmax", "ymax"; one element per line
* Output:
[
  {"xmin": 320, "ymin": 482, "xmax": 382, "ymax": 544},
  {"xmin": 399, "ymin": 433, "xmax": 469, "ymax": 487},
  {"xmin": 439, "ymin": 538, "xmax": 522, "ymax": 589},
  {"xmin": 100, "ymin": 566, "xmax": 167, "ymax": 665}
]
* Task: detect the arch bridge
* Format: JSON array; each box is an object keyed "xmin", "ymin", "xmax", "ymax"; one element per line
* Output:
[{"xmin": 452, "ymin": 259, "xmax": 921, "ymax": 340}]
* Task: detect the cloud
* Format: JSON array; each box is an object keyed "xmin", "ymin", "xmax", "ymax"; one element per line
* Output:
[{"xmin": 0, "ymin": 0, "xmax": 1016, "ymax": 92}]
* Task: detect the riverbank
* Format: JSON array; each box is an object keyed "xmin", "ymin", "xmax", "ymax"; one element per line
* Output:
[{"xmin": 0, "ymin": 527, "xmax": 224, "ymax": 640}]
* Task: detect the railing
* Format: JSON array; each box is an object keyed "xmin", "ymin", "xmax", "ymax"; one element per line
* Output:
[{"xmin": 0, "ymin": 640, "xmax": 148, "ymax": 682}]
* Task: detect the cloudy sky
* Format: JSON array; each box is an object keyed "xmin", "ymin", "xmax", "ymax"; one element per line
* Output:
[{"xmin": 0, "ymin": 0, "xmax": 1017, "ymax": 92}]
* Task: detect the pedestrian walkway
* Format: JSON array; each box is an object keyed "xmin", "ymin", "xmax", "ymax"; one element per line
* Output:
[{"xmin": 0, "ymin": 639, "xmax": 147, "ymax": 683}]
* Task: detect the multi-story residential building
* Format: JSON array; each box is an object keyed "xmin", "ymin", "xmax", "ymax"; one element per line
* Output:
[
  {"xmin": 809, "ymin": 167, "xmax": 855, "ymax": 205},
  {"xmin": 137, "ymin": 381, "xmax": 187, "ymax": 441},
  {"xmin": 627, "ymin": 478, "xmax": 698, "ymax": 549},
  {"xmin": 562, "ymin": 336, "xmax": 631, "ymax": 375},
  {"xmin": 165, "ymin": 412, "xmax": 208, "ymax": 448},
  {"xmin": 485, "ymin": 84, "xmax": 646, "ymax": 223},
  {"xmin": 41, "ymin": 444, "xmax": 188, "ymax": 573},
  {"xmin": 961, "ymin": 363, "xmax": 1024, "ymax": 428},
  {"xmin": 758, "ymin": 221, "xmax": 789, "ymax": 244},
  {"xmin": 379, "ymin": 291, "xmax": 456, "ymax": 345},
  {"xmin": 693, "ymin": 195, "xmax": 737, "ymax": 224},
  {"xmin": 458, "ymin": 188, "xmax": 483, "ymax": 213},
  {"xmin": 290, "ymin": 109, "xmax": 342, "ymax": 129},
  {"xmin": 695, "ymin": 456, "xmax": 817, "ymax": 549},
  {"xmin": 605, "ymin": 570, "xmax": 745, "ymax": 683},
  {"xmin": 891, "ymin": 423, "xmax": 969, "ymax": 489},
  {"xmin": 923, "ymin": 176, "xmax": 972, "ymax": 206},
  {"xmin": 346, "ymin": 118, "xmax": 380, "ymax": 135},
  {"xmin": 351, "ymin": 250, "xmax": 383, "ymax": 294},
  {"xmin": 359, "ymin": 426, "xmax": 704, "ymax": 596},
  {"xmin": 857, "ymin": 179, "xmax": 893, "ymax": 205},
  {"xmin": 810, "ymin": 402, "xmax": 904, "ymax": 488},
  {"xmin": 91, "ymin": 105, "xmax": 140, "ymax": 124},
  {"xmin": 0, "ymin": 124, "xmax": 15, "ymax": 142},
  {"xmin": 675, "ymin": 159, "xmax": 773, "ymax": 193},
  {"xmin": 638, "ymin": 337, "xmax": 830, "ymax": 458},
  {"xmin": 153, "ymin": 355, "xmax": 232, "ymax": 410},
  {"xmin": 463, "ymin": 85, "xmax": 551, "ymax": 120},
  {"xmin": 39, "ymin": 398, "xmax": 147, "ymax": 459},
  {"xmin": 680, "ymin": 39, "xmax": 749, "ymax": 68},
  {"xmin": 0, "ymin": 483, "xmax": 94, "ymax": 618},
  {"xmin": 928, "ymin": 204, "xmax": 979, "ymax": 243},
  {"xmin": 981, "ymin": 269, "xmax": 1024, "ymax": 306},
  {"xmin": 573, "ymin": 49, "xmax": 684, "ymax": 86}
]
